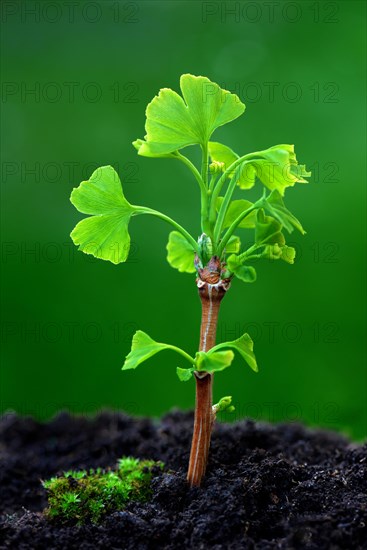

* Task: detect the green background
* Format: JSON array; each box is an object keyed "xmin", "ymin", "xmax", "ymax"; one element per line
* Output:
[{"xmin": 1, "ymin": 0, "xmax": 366, "ymax": 439}]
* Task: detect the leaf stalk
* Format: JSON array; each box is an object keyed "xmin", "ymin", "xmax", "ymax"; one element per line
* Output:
[{"xmin": 134, "ymin": 206, "xmax": 200, "ymax": 256}]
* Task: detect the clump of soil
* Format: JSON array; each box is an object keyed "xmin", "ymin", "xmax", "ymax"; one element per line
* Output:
[{"xmin": 0, "ymin": 410, "xmax": 366, "ymax": 549}]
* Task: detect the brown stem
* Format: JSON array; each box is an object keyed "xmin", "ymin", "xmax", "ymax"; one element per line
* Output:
[
  {"xmin": 187, "ymin": 258, "xmax": 230, "ymax": 487},
  {"xmin": 186, "ymin": 372, "xmax": 213, "ymax": 487}
]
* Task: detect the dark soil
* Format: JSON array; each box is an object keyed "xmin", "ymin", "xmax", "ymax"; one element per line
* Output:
[{"xmin": 0, "ymin": 410, "xmax": 366, "ymax": 549}]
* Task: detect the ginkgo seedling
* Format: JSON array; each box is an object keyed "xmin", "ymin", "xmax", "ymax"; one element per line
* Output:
[{"xmin": 70, "ymin": 74, "xmax": 311, "ymax": 487}]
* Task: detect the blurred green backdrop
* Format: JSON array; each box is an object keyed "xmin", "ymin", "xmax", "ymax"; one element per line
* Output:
[{"xmin": 1, "ymin": 0, "xmax": 366, "ymax": 439}]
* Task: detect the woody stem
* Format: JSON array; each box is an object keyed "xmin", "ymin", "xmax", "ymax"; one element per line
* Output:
[{"xmin": 187, "ymin": 275, "xmax": 228, "ymax": 486}]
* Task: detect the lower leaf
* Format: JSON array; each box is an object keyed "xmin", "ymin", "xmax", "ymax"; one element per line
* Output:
[{"xmin": 211, "ymin": 333, "xmax": 258, "ymax": 373}]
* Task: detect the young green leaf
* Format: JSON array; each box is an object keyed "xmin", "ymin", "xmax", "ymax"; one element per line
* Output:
[
  {"xmin": 234, "ymin": 265, "xmax": 257, "ymax": 283},
  {"xmin": 263, "ymin": 189, "xmax": 305, "ymax": 234},
  {"xmin": 280, "ymin": 244, "xmax": 296, "ymax": 264},
  {"xmin": 195, "ymin": 350, "xmax": 235, "ymax": 373},
  {"xmin": 177, "ymin": 350, "xmax": 237, "ymax": 380},
  {"xmin": 226, "ymin": 254, "xmax": 257, "ymax": 283},
  {"xmin": 176, "ymin": 366, "xmax": 194, "ymax": 382},
  {"xmin": 261, "ymin": 243, "xmax": 283, "ymax": 260},
  {"xmin": 209, "ymin": 142, "xmax": 256, "ymax": 189},
  {"xmin": 132, "ymin": 139, "xmax": 178, "ymax": 159},
  {"xmin": 210, "ymin": 143, "xmax": 311, "ymax": 194},
  {"xmin": 70, "ymin": 166, "xmax": 137, "ymax": 264},
  {"xmin": 198, "ymin": 233, "xmax": 214, "ymax": 265},
  {"xmin": 241, "ymin": 144, "xmax": 311, "ymax": 195},
  {"xmin": 122, "ymin": 330, "xmax": 194, "ymax": 371},
  {"xmin": 213, "ymin": 396, "xmax": 235, "ymax": 414},
  {"xmin": 211, "ymin": 333, "xmax": 258, "ymax": 372},
  {"xmin": 209, "ymin": 142, "xmax": 238, "ymax": 172},
  {"xmin": 166, "ymin": 231, "xmax": 196, "ymax": 273},
  {"xmin": 261, "ymin": 243, "xmax": 296, "ymax": 264},
  {"xmin": 255, "ymin": 209, "xmax": 285, "ymax": 246},
  {"xmin": 226, "ymin": 235, "xmax": 241, "ymax": 254},
  {"xmin": 134, "ymin": 75, "xmax": 245, "ymax": 157},
  {"xmin": 216, "ymin": 197, "xmax": 256, "ymax": 229}
]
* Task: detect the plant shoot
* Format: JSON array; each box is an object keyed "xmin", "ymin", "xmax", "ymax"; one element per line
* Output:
[{"xmin": 70, "ymin": 74, "xmax": 311, "ymax": 487}]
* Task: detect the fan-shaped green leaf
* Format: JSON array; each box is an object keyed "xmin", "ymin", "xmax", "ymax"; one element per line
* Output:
[
  {"xmin": 209, "ymin": 142, "xmax": 238, "ymax": 172},
  {"xmin": 195, "ymin": 350, "xmax": 235, "ymax": 373},
  {"xmin": 211, "ymin": 333, "xmax": 258, "ymax": 372},
  {"xmin": 210, "ymin": 143, "xmax": 311, "ymax": 194},
  {"xmin": 122, "ymin": 330, "xmax": 194, "ymax": 371},
  {"xmin": 216, "ymin": 197, "xmax": 256, "ymax": 229},
  {"xmin": 233, "ymin": 265, "xmax": 257, "ymax": 283},
  {"xmin": 176, "ymin": 367, "xmax": 194, "ymax": 382},
  {"xmin": 209, "ymin": 142, "xmax": 255, "ymax": 189},
  {"xmin": 226, "ymin": 254, "xmax": 257, "ymax": 283},
  {"xmin": 123, "ymin": 331, "xmax": 170, "ymax": 370},
  {"xmin": 70, "ymin": 166, "xmax": 137, "ymax": 264},
  {"xmin": 132, "ymin": 139, "xmax": 178, "ymax": 159},
  {"xmin": 134, "ymin": 75, "xmax": 245, "ymax": 157},
  {"xmin": 166, "ymin": 231, "xmax": 196, "ymax": 273},
  {"xmin": 255, "ymin": 210, "xmax": 285, "ymax": 246},
  {"xmin": 244, "ymin": 144, "xmax": 311, "ymax": 195}
]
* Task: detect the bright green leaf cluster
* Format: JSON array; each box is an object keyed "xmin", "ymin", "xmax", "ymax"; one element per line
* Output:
[
  {"xmin": 209, "ymin": 142, "xmax": 310, "ymax": 194},
  {"xmin": 43, "ymin": 457, "xmax": 163, "ymax": 525},
  {"xmin": 122, "ymin": 330, "xmax": 258, "ymax": 383},
  {"xmin": 70, "ymin": 165, "xmax": 200, "ymax": 266},
  {"xmin": 69, "ymin": 74, "xmax": 310, "ymax": 286},
  {"xmin": 223, "ymin": 201, "xmax": 301, "ymax": 282},
  {"xmin": 67, "ymin": 74, "xmax": 312, "ymax": 439}
]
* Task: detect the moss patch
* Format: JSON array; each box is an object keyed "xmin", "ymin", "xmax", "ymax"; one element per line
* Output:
[{"xmin": 42, "ymin": 457, "xmax": 163, "ymax": 524}]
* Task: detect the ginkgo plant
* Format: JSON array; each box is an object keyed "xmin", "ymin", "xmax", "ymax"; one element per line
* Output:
[{"xmin": 70, "ymin": 74, "xmax": 311, "ymax": 487}]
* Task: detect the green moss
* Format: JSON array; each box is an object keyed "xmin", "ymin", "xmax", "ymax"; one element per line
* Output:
[{"xmin": 42, "ymin": 457, "xmax": 163, "ymax": 524}]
